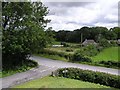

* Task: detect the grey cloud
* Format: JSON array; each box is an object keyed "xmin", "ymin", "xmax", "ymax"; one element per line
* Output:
[
  {"xmin": 43, "ymin": 1, "xmax": 118, "ymax": 30},
  {"xmin": 49, "ymin": 8, "xmax": 68, "ymax": 15},
  {"xmin": 45, "ymin": 2, "xmax": 92, "ymax": 16},
  {"xmin": 46, "ymin": 2, "xmax": 92, "ymax": 8}
]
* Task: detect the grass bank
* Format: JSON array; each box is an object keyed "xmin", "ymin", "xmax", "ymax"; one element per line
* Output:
[
  {"xmin": 14, "ymin": 76, "xmax": 112, "ymax": 88},
  {"xmin": 35, "ymin": 54, "xmax": 68, "ymax": 62}
]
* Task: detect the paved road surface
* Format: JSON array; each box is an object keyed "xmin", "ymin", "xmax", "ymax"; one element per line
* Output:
[
  {"xmin": 2, "ymin": 56, "xmax": 120, "ymax": 88},
  {"xmin": 31, "ymin": 56, "xmax": 120, "ymax": 75}
]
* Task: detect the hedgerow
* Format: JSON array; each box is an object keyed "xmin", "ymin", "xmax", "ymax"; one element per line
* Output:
[{"xmin": 52, "ymin": 68, "xmax": 120, "ymax": 89}]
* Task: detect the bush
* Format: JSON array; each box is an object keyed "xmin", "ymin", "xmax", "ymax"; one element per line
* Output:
[
  {"xmin": 53, "ymin": 68, "xmax": 120, "ymax": 89},
  {"xmin": 99, "ymin": 38, "xmax": 111, "ymax": 47},
  {"xmin": 65, "ymin": 48, "xmax": 73, "ymax": 52},
  {"xmin": 110, "ymin": 41, "xmax": 118, "ymax": 47},
  {"xmin": 99, "ymin": 61, "xmax": 120, "ymax": 68},
  {"xmin": 3, "ymin": 59, "xmax": 38, "ymax": 72},
  {"xmin": 61, "ymin": 42, "xmax": 70, "ymax": 47},
  {"xmin": 76, "ymin": 45, "xmax": 101, "ymax": 57},
  {"xmin": 26, "ymin": 60, "xmax": 38, "ymax": 67},
  {"xmin": 38, "ymin": 49, "xmax": 73, "ymax": 60},
  {"xmin": 72, "ymin": 52, "xmax": 92, "ymax": 62}
]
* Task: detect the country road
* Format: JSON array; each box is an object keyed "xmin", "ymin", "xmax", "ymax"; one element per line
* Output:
[{"xmin": 2, "ymin": 55, "xmax": 120, "ymax": 88}]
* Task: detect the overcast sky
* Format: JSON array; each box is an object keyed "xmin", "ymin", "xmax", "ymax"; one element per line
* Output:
[{"xmin": 42, "ymin": 0, "xmax": 119, "ymax": 31}]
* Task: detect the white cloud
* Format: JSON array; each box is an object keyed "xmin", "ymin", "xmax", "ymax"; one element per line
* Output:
[
  {"xmin": 104, "ymin": 14, "xmax": 117, "ymax": 22},
  {"xmin": 94, "ymin": 22, "xmax": 118, "ymax": 29},
  {"xmin": 43, "ymin": 0, "xmax": 119, "ymax": 30},
  {"xmin": 47, "ymin": 22, "xmax": 81, "ymax": 31}
]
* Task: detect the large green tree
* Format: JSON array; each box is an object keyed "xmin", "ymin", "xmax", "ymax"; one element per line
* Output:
[{"xmin": 2, "ymin": 2, "xmax": 52, "ymax": 69}]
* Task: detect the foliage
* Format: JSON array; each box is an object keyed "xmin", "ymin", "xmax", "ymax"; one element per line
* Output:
[
  {"xmin": 36, "ymin": 54, "xmax": 68, "ymax": 62},
  {"xmin": 2, "ymin": 2, "xmax": 52, "ymax": 69},
  {"xmin": 99, "ymin": 61, "xmax": 120, "ymax": 68},
  {"xmin": 54, "ymin": 68, "xmax": 120, "ymax": 89},
  {"xmin": 38, "ymin": 49, "xmax": 73, "ymax": 60},
  {"xmin": 65, "ymin": 48, "xmax": 73, "ymax": 52},
  {"xmin": 14, "ymin": 76, "xmax": 111, "ymax": 88},
  {"xmin": 2, "ymin": 60, "xmax": 38, "ymax": 77},
  {"xmin": 98, "ymin": 38, "xmax": 111, "ymax": 47},
  {"xmin": 72, "ymin": 52, "xmax": 92, "ymax": 62},
  {"xmin": 61, "ymin": 42, "xmax": 70, "ymax": 47},
  {"xmin": 82, "ymin": 45, "xmax": 100, "ymax": 57},
  {"xmin": 54, "ymin": 26, "xmax": 120, "ymax": 43},
  {"xmin": 110, "ymin": 27, "xmax": 120, "ymax": 39}
]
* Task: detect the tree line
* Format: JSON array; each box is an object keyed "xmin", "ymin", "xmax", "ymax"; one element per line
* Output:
[{"xmin": 53, "ymin": 26, "xmax": 120, "ymax": 43}]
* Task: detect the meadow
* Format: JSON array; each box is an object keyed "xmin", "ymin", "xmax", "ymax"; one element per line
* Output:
[{"xmin": 92, "ymin": 47, "xmax": 119, "ymax": 62}]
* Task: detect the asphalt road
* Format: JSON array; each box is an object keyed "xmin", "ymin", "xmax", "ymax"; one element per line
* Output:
[{"xmin": 1, "ymin": 55, "xmax": 120, "ymax": 88}]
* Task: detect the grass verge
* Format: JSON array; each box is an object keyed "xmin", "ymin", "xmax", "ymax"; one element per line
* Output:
[
  {"xmin": 35, "ymin": 54, "xmax": 69, "ymax": 62},
  {"xmin": 14, "ymin": 76, "xmax": 113, "ymax": 88}
]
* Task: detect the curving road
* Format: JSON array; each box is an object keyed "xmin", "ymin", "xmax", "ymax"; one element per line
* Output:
[
  {"xmin": 31, "ymin": 56, "xmax": 120, "ymax": 75},
  {"xmin": 2, "ymin": 55, "xmax": 120, "ymax": 88}
]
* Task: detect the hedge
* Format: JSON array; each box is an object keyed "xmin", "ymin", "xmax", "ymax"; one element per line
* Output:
[
  {"xmin": 99, "ymin": 61, "xmax": 120, "ymax": 68},
  {"xmin": 72, "ymin": 52, "xmax": 92, "ymax": 62},
  {"xmin": 52, "ymin": 68, "xmax": 120, "ymax": 89},
  {"xmin": 38, "ymin": 49, "xmax": 73, "ymax": 60}
]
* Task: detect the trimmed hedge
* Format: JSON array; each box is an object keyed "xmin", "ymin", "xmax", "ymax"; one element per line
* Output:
[
  {"xmin": 99, "ymin": 61, "xmax": 120, "ymax": 68},
  {"xmin": 38, "ymin": 49, "xmax": 73, "ymax": 60},
  {"xmin": 72, "ymin": 52, "xmax": 92, "ymax": 62},
  {"xmin": 52, "ymin": 68, "xmax": 120, "ymax": 89}
]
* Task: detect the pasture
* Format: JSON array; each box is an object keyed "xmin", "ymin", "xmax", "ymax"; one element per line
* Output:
[{"xmin": 92, "ymin": 47, "xmax": 119, "ymax": 62}]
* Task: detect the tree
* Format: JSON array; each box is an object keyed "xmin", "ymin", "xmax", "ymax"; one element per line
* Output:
[
  {"xmin": 110, "ymin": 27, "xmax": 120, "ymax": 39},
  {"xmin": 2, "ymin": 2, "xmax": 51, "ymax": 69}
]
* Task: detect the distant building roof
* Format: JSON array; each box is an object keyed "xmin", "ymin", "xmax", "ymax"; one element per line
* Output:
[{"xmin": 82, "ymin": 39, "xmax": 97, "ymax": 46}]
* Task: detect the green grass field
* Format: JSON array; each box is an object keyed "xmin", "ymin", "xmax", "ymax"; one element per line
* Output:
[
  {"xmin": 14, "ymin": 76, "xmax": 111, "ymax": 88},
  {"xmin": 92, "ymin": 47, "xmax": 119, "ymax": 62}
]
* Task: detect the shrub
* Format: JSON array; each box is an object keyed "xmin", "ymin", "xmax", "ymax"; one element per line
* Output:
[
  {"xmin": 99, "ymin": 38, "xmax": 111, "ymax": 47},
  {"xmin": 76, "ymin": 45, "xmax": 101, "ymax": 57},
  {"xmin": 110, "ymin": 41, "xmax": 118, "ymax": 47},
  {"xmin": 61, "ymin": 42, "xmax": 70, "ymax": 47},
  {"xmin": 99, "ymin": 61, "xmax": 120, "ymax": 68},
  {"xmin": 38, "ymin": 49, "xmax": 73, "ymax": 60},
  {"xmin": 65, "ymin": 48, "xmax": 73, "ymax": 52},
  {"xmin": 53, "ymin": 68, "xmax": 120, "ymax": 89},
  {"xmin": 72, "ymin": 52, "xmax": 92, "ymax": 62},
  {"xmin": 26, "ymin": 60, "xmax": 38, "ymax": 67}
]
